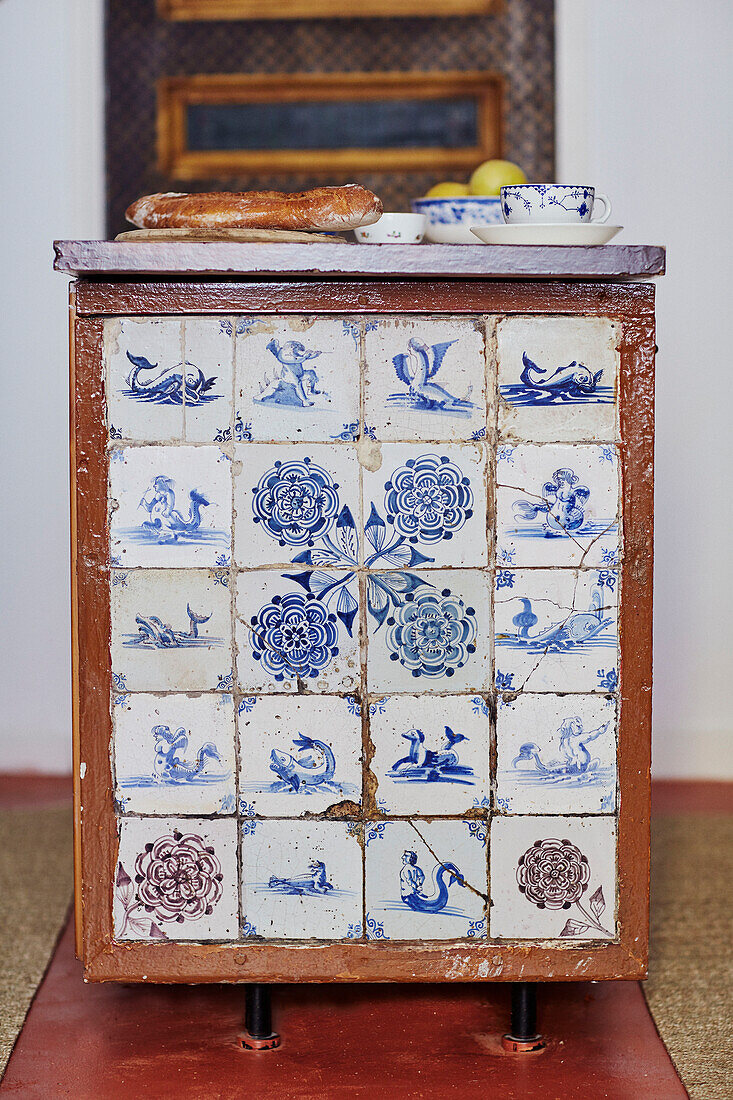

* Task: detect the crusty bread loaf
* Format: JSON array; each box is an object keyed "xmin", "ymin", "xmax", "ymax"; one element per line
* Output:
[{"xmin": 125, "ymin": 186, "xmax": 383, "ymax": 231}]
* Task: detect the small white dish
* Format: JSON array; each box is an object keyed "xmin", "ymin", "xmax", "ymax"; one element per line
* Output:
[
  {"xmin": 354, "ymin": 212, "xmax": 426, "ymax": 244},
  {"xmin": 470, "ymin": 223, "xmax": 622, "ymax": 246}
]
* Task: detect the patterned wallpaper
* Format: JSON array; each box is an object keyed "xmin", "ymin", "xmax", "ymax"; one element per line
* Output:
[{"xmin": 105, "ymin": 0, "xmax": 554, "ymax": 235}]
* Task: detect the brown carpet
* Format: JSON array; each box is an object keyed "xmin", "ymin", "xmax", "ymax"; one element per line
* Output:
[
  {"xmin": 645, "ymin": 815, "xmax": 733, "ymax": 1099},
  {"xmin": 0, "ymin": 806, "xmax": 73, "ymax": 1078}
]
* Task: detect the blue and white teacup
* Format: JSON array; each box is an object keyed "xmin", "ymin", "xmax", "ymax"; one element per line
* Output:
[{"xmin": 500, "ymin": 184, "xmax": 612, "ymax": 225}]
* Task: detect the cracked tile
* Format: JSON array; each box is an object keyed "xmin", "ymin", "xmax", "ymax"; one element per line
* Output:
[{"xmin": 104, "ymin": 317, "xmax": 184, "ymax": 443}]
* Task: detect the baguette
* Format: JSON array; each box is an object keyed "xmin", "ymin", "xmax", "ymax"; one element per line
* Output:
[{"xmin": 125, "ymin": 186, "xmax": 383, "ymax": 232}]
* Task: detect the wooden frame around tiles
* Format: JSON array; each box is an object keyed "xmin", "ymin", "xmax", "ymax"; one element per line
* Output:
[{"xmin": 70, "ymin": 278, "xmax": 654, "ymax": 983}]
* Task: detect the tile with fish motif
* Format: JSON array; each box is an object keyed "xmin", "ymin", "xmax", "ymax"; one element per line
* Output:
[
  {"xmin": 361, "ymin": 443, "xmax": 488, "ymax": 569},
  {"xmin": 233, "ymin": 443, "xmax": 361, "ymax": 569},
  {"xmin": 235, "ymin": 316, "xmax": 361, "ymax": 442},
  {"xmin": 109, "ymin": 445, "xmax": 232, "ymax": 568},
  {"xmin": 364, "ymin": 818, "xmax": 487, "ymax": 941},
  {"xmin": 494, "ymin": 568, "xmax": 618, "ymax": 694},
  {"xmin": 113, "ymin": 693, "xmax": 236, "ymax": 816},
  {"xmin": 496, "ymin": 444, "xmax": 619, "ymax": 567},
  {"xmin": 104, "ymin": 317, "xmax": 184, "ymax": 443},
  {"xmin": 363, "ymin": 317, "xmax": 489, "ymax": 442},
  {"xmin": 495, "ymin": 693, "xmax": 617, "ymax": 815},
  {"xmin": 237, "ymin": 694, "xmax": 362, "ymax": 815},
  {"xmin": 240, "ymin": 819, "xmax": 363, "ymax": 939},
  {"xmin": 496, "ymin": 316, "xmax": 619, "ymax": 442},
  {"xmin": 111, "ymin": 568, "xmax": 232, "ymax": 692},
  {"xmin": 235, "ymin": 569, "xmax": 360, "ymax": 694},
  {"xmin": 182, "ymin": 317, "xmax": 234, "ymax": 443},
  {"xmin": 366, "ymin": 568, "xmax": 491, "ymax": 693},
  {"xmin": 368, "ymin": 694, "xmax": 489, "ymax": 816},
  {"xmin": 114, "ymin": 816, "xmax": 239, "ymax": 941},
  {"xmin": 490, "ymin": 815, "xmax": 617, "ymax": 940}
]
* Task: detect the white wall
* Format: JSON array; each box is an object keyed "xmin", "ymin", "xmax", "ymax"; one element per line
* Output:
[
  {"xmin": 0, "ymin": 0, "xmax": 104, "ymax": 771},
  {"xmin": 0, "ymin": 0, "xmax": 730, "ymax": 775}
]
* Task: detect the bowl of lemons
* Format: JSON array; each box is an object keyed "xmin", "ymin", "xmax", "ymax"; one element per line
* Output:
[{"xmin": 412, "ymin": 160, "xmax": 526, "ymax": 244}]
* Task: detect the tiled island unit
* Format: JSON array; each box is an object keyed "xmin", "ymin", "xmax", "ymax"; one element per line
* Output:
[{"xmin": 55, "ymin": 241, "xmax": 663, "ymax": 984}]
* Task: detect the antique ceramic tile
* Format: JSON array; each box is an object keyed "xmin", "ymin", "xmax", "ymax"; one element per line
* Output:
[
  {"xmin": 235, "ymin": 316, "xmax": 361, "ymax": 442},
  {"xmin": 490, "ymin": 815, "xmax": 617, "ymax": 940},
  {"xmin": 496, "ymin": 444, "xmax": 619, "ymax": 568},
  {"xmin": 238, "ymin": 694, "xmax": 362, "ymax": 815},
  {"xmin": 235, "ymin": 570, "xmax": 360, "ymax": 693},
  {"xmin": 494, "ymin": 568, "xmax": 618, "ymax": 694},
  {"xmin": 233, "ymin": 443, "xmax": 361, "ymax": 568},
  {"xmin": 182, "ymin": 317, "xmax": 235, "ymax": 443},
  {"xmin": 366, "ymin": 569, "xmax": 491, "ymax": 693},
  {"xmin": 109, "ymin": 445, "xmax": 232, "ymax": 568},
  {"xmin": 111, "ymin": 569, "xmax": 233, "ymax": 692},
  {"xmin": 495, "ymin": 693, "xmax": 617, "ymax": 815},
  {"xmin": 114, "ymin": 816, "xmax": 239, "ymax": 941},
  {"xmin": 113, "ymin": 693, "xmax": 236, "ymax": 816},
  {"xmin": 364, "ymin": 818, "xmax": 487, "ymax": 940},
  {"xmin": 104, "ymin": 317, "xmax": 184, "ymax": 442},
  {"xmin": 368, "ymin": 694, "xmax": 489, "ymax": 816},
  {"xmin": 361, "ymin": 443, "xmax": 488, "ymax": 569},
  {"xmin": 496, "ymin": 316, "xmax": 619, "ymax": 442},
  {"xmin": 363, "ymin": 316, "xmax": 489, "ymax": 442},
  {"xmin": 240, "ymin": 819, "xmax": 363, "ymax": 939}
]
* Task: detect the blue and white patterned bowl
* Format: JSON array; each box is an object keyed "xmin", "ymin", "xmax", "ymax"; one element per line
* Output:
[{"xmin": 411, "ymin": 196, "xmax": 503, "ymax": 244}]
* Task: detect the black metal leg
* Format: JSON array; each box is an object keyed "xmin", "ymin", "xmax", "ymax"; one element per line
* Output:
[
  {"xmin": 502, "ymin": 982, "xmax": 544, "ymax": 1052},
  {"xmin": 240, "ymin": 983, "xmax": 281, "ymax": 1050}
]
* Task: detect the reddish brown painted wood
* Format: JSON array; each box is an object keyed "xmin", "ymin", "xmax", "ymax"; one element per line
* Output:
[
  {"xmin": 652, "ymin": 780, "xmax": 733, "ymax": 815},
  {"xmin": 54, "ymin": 240, "xmax": 666, "ymax": 280},
  {"xmin": 0, "ymin": 774, "xmax": 72, "ymax": 810},
  {"xmin": 0, "ymin": 918, "xmax": 687, "ymax": 1100}
]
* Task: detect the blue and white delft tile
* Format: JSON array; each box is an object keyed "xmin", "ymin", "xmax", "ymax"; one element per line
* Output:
[
  {"xmin": 496, "ymin": 316, "xmax": 620, "ymax": 442},
  {"xmin": 496, "ymin": 444, "xmax": 619, "ymax": 567},
  {"xmin": 240, "ymin": 819, "xmax": 362, "ymax": 939},
  {"xmin": 182, "ymin": 317, "xmax": 234, "ymax": 443},
  {"xmin": 104, "ymin": 317, "xmax": 185, "ymax": 443},
  {"xmin": 233, "ymin": 443, "xmax": 361, "ymax": 568},
  {"xmin": 235, "ymin": 316, "xmax": 361, "ymax": 442},
  {"xmin": 490, "ymin": 815, "xmax": 617, "ymax": 940},
  {"xmin": 113, "ymin": 693, "xmax": 236, "ymax": 816},
  {"xmin": 234, "ymin": 569, "xmax": 360, "ymax": 693},
  {"xmin": 361, "ymin": 443, "xmax": 488, "ymax": 569},
  {"xmin": 114, "ymin": 816, "xmax": 239, "ymax": 941},
  {"xmin": 494, "ymin": 569, "xmax": 618, "ymax": 693},
  {"xmin": 368, "ymin": 694, "xmax": 489, "ymax": 816},
  {"xmin": 364, "ymin": 819, "xmax": 487, "ymax": 940},
  {"xmin": 111, "ymin": 569, "xmax": 232, "ymax": 692},
  {"xmin": 495, "ymin": 693, "xmax": 617, "ymax": 815},
  {"xmin": 109, "ymin": 445, "xmax": 232, "ymax": 568},
  {"xmin": 363, "ymin": 317, "xmax": 489, "ymax": 442},
  {"xmin": 237, "ymin": 695, "xmax": 362, "ymax": 815},
  {"xmin": 366, "ymin": 569, "xmax": 491, "ymax": 693}
]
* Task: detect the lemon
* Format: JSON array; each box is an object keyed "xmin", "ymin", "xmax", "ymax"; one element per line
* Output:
[
  {"xmin": 468, "ymin": 159, "xmax": 526, "ymax": 196},
  {"xmin": 424, "ymin": 182, "xmax": 470, "ymax": 198}
]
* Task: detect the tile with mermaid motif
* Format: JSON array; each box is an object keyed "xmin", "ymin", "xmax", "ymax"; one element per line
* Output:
[
  {"xmin": 235, "ymin": 569, "xmax": 360, "ymax": 694},
  {"xmin": 363, "ymin": 316, "xmax": 489, "ymax": 442},
  {"xmin": 111, "ymin": 568, "xmax": 232, "ymax": 693},
  {"xmin": 366, "ymin": 568, "xmax": 491, "ymax": 693},
  {"xmin": 368, "ymin": 694, "xmax": 489, "ymax": 816},
  {"xmin": 233, "ymin": 443, "xmax": 360, "ymax": 568},
  {"xmin": 364, "ymin": 819, "xmax": 487, "ymax": 941},
  {"xmin": 494, "ymin": 568, "xmax": 618, "ymax": 694},
  {"xmin": 235, "ymin": 316, "xmax": 361, "ymax": 442},
  {"xmin": 237, "ymin": 694, "xmax": 362, "ymax": 816},
  {"xmin": 113, "ymin": 692, "xmax": 236, "ymax": 816},
  {"xmin": 109, "ymin": 445, "xmax": 231, "ymax": 568},
  {"xmin": 490, "ymin": 815, "xmax": 617, "ymax": 940},
  {"xmin": 361, "ymin": 443, "xmax": 488, "ymax": 570},
  {"xmin": 114, "ymin": 816, "xmax": 239, "ymax": 942},
  {"xmin": 240, "ymin": 819, "xmax": 363, "ymax": 940},
  {"xmin": 104, "ymin": 317, "xmax": 184, "ymax": 442},
  {"xmin": 495, "ymin": 693, "xmax": 617, "ymax": 816},
  {"xmin": 182, "ymin": 317, "xmax": 235, "ymax": 443},
  {"xmin": 496, "ymin": 444, "xmax": 619, "ymax": 567}
]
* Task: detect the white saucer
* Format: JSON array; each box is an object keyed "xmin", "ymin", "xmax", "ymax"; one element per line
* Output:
[{"xmin": 470, "ymin": 223, "xmax": 622, "ymax": 246}]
